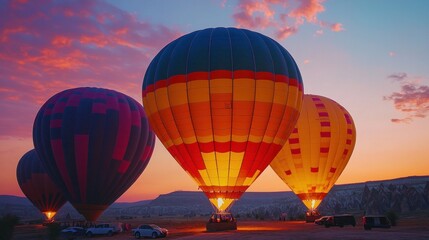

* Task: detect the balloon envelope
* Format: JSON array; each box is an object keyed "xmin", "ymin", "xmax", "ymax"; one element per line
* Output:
[
  {"xmin": 142, "ymin": 27, "xmax": 303, "ymax": 211},
  {"xmin": 33, "ymin": 87, "xmax": 155, "ymax": 221},
  {"xmin": 16, "ymin": 149, "xmax": 66, "ymax": 220},
  {"xmin": 270, "ymin": 94, "xmax": 356, "ymax": 210}
]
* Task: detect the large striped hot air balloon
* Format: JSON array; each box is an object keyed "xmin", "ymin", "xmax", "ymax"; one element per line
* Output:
[
  {"xmin": 270, "ymin": 94, "xmax": 356, "ymax": 211},
  {"xmin": 33, "ymin": 87, "xmax": 155, "ymax": 221},
  {"xmin": 142, "ymin": 27, "xmax": 303, "ymax": 212},
  {"xmin": 16, "ymin": 149, "xmax": 66, "ymax": 221}
]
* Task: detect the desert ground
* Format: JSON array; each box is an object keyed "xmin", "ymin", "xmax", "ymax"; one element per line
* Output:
[{"xmin": 11, "ymin": 215, "xmax": 429, "ymax": 240}]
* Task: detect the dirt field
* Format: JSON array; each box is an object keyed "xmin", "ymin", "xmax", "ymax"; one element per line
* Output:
[{"xmin": 12, "ymin": 216, "xmax": 429, "ymax": 240}]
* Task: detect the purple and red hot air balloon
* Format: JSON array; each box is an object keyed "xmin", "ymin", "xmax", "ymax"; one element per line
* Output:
[
  {"xmin": 33, "ymin": 87, "xmax": 155, "ymax": 221},
  {"xmin": 16, "ymin": 149, "xmax": 66, "ymax": 221}
]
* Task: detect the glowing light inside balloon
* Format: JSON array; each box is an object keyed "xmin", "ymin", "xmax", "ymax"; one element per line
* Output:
[
  {"xmin": 217, "ymin": 198, "xmax": 224, "ymax": 209},
  {"xmin": 43, "ymin": 211, "xmax": 56, "ymax": 220},
  {"xmin": 311, "ymin": 200, "xmax": 316, "ymax": 210},
  {"xmin": 209, "ymin": 198, "xmax": 235, "ymax": 212},
  {"xmin": 302, "ymin": 199, "xmax": 322, "ymax": 211}
]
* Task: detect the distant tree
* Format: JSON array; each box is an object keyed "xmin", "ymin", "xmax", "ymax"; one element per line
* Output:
[{"xmin": 0, "ymin": 214, "xmax": 19, "ymax": 240}]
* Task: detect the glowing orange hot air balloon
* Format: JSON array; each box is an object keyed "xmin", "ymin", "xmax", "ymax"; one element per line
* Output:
[
  {"xmin": 270, "ymin": 94, "xmax": 356, "ymax": 211},
  {"xmin": 142, "ymin": 27, "xmax": 303, "ymax": 212}
]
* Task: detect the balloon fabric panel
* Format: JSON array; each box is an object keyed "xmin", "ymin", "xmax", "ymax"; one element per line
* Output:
[{"xmin": 142, "ymin": 27, "xmax": 303, "ymax": 211}]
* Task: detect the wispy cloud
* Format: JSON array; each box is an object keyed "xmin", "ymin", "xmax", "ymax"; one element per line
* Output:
[
  {"xmin": 388, "ymin": 73, "xmax": 408, "ymax": 81},
  {"xmin": 315, "ymin": 29, "xmax": 324, "ymax": 36},
  {"xmin": 0, "ymin": 0, "xmax": 181, "ymax": 138},
  {"xmin": 384, "ymin": 73, "xmax": 429, "ymax": 123},
  {"xmin": 232, "ymin": 0, "xmax": 343, "ymax": 40}
]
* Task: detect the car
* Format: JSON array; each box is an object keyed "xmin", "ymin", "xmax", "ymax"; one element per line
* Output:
[
  {"xmin": 314, "ymin": 216, "xmax": 330, "ymax": 225},
  {"xmin": 61, "ymin": 226, "xmax": 85, "ymax": 235},
  {"xmin": 362, "ymin": 215, "xmax": 391, "ymax": 230},
  {"xmin": 324, "ymin": 214, "xmax": 356, "ymax": 228},
  {"xmin": 206, "ymin": 212, "xmax": 237, "ymax": 232},
  {"xmin": 85, "ymin": 223, "xmax": 118, "ymax": 237},
  {"xmin": 132, "ymin": 224, "xmax": 168, "ymax": 239},
  {"xmin": 61, "ymin": 227, "xmax": 85, "ymax": 240}
]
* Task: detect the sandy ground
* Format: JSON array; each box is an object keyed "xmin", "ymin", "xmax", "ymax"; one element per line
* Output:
[{"xmin": 11, "ymin": 216, "xmax": 429, "ymax": 240}]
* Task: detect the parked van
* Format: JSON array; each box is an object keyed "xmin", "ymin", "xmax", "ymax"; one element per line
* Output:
[
  {"xmin": 362, "ymin": 215, "xmax": 391, "ymax": 230},
  {"xmin": 85, "ymin": 222, "xmax": 122, "ymax": 237},
  {"xmin": 324, "ymin": 214, "xmax": 356, "ymax": 228}
]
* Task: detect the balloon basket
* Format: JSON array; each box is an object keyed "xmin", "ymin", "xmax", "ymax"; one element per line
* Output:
[
  {"xmin": 206, "ymin": 212, "xmax": 237, "ymax": 232},
  {"xmin": 305, "ymin": 209, "xmax": 321, "ymax": 223}
]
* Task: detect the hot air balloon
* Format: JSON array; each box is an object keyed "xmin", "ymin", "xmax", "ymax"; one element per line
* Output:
[
  {"xmin": 16, "ymin": 149, "xmax": 66, "ymax": 221},
  {"xmin": 33, "ymin": 87, "xmax": 155, "ymax": 221},
  {"xmin": 270, "ymin": 94, "xmax": 356, "ymax": 213},
  {"xmin": 142, "ymin": 27, "xmax": 303, "ymax": 212}
]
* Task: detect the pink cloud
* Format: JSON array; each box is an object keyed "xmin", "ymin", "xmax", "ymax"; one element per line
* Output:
[
  {"xmin": 330, "ymin": 23, "xmax": 344, "ymax": 32},
  {"xmin": 389, "ymin": 51, "xmax": 396, "ymax": 57},
  {"xmin": 232, "ymin": 0, "xmax": 343, "ymax": 40},
  {"xmin": 384, "ymin": 74, "xmax": 429, "ymax": 123},
  {"xmin": 275, "ymin": 25, "xmax": 298, "ymax": 39},
  {"xmin": 0, "ymin": 0, "xmax": 182, "ymax": 138},
  {"xmin": 233, "ymin": 0, "xmax": 276, "ymax": 29},
  {"xmin": 289, "ymin": 0, "xmax": 325, "ymax": 24},
  {"xmin": 390, "ymin": 118, "xmax": 412, "ymax": 124}
]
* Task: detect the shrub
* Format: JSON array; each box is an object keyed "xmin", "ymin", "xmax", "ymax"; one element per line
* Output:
[{"xmin": 0, "ymin": 214, "xmax": 19, "ymax": 240}]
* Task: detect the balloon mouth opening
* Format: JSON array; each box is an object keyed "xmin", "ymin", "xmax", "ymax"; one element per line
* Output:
[
  {"xmin": 297, "ymin": 193, "xmax": 326, "ymax": 211},
  {"xmin": 305, "ymin": 200, "xmax": 321, "ymax": 218},
  {"xmin": 302, "ymin": 199, "xmax": 322, "ymax": 211},
  {"xmin": 73, "ymin": 203, "xmax": 109, "ymax": 222},
  {"xmin": 43, "ymin": 211, "xmax": 56, "ymax": 221},
  {"xmin": 209, "ymin": 198, "xmax": 235, "ymax": 212}
]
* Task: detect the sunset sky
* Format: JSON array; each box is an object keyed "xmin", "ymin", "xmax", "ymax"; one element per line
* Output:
[{"xmin": 1, "ymin": 0, "xmax": 428, "ymax": 202}]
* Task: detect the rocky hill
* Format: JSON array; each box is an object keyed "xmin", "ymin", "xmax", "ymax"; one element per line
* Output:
[{"xmin": 1, "ymin": 176, "xmax": 428, "ymax": 221}]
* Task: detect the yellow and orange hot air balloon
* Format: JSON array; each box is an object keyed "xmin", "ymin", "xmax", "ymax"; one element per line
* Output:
[
  {"xmin": 270, "ymin": 94, "xmax": 356, "ymax": 211},
  {"xmin": 142, "ymin": 27, "xmax": 303, "ymax": 212}
]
